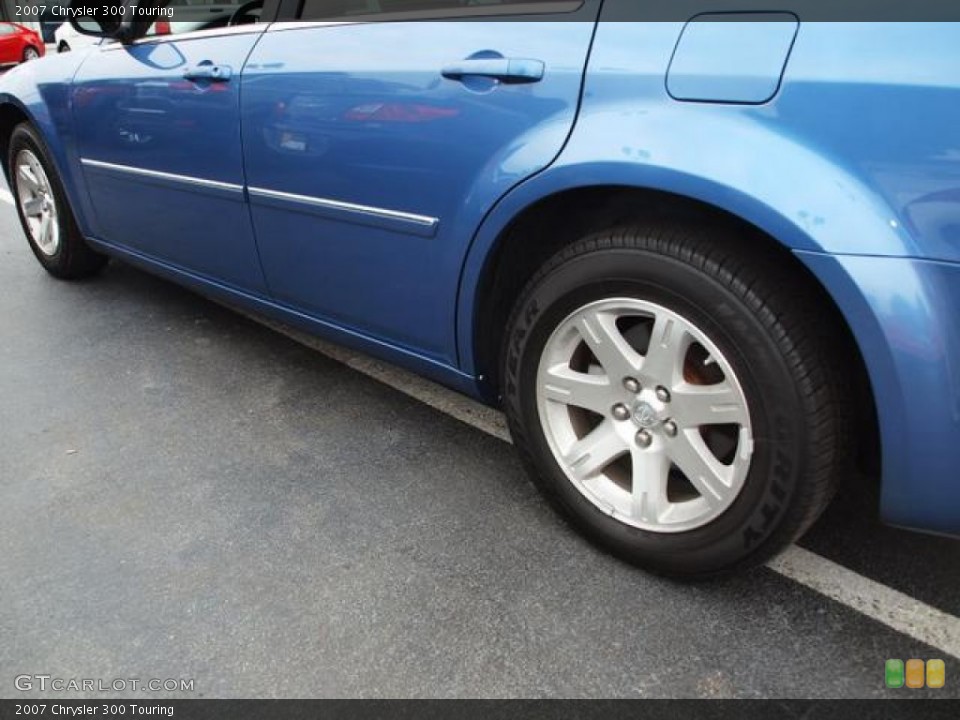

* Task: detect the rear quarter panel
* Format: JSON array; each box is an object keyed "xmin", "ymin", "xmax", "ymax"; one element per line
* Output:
[{"xmin": 458, "ymin": 18, "xmax": 960, "ymax": 532}]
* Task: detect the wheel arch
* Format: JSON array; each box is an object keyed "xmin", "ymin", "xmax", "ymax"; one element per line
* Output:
[
  {"xmin": 459, "ymin": 177, "xmax": 881, "ymax": 478},
  {"xmin": 0, "ymin": 100, "xmax": 33, "ymax": 186},
  {"xmin": 0, "ymin": 94, "xmax": 96, "ymax": 236}
]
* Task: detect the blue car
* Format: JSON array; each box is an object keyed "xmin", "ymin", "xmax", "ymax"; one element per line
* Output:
[{"xmin": 2, "ymin": 0, "xmax": 958, "ymax": 576}]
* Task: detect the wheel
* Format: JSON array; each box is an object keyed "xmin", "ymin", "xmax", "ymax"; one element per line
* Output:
[
  {"xmin": 8, "ymin": 123, "xmax": 107, "ymax": 279},
  {"xmin": 57, "ymin": 42, "xmax": 70, "ymax": 53},
  {"xmin": 22, "ymin": 46, "xmax": 40, "ymax": 62},
  {"xmin": 501, "ymin": 224, "xmax": 851, "ymax": 577}
]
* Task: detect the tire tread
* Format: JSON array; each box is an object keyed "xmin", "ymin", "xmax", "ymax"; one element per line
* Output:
[
  {"xmin": 8, "ymin": 123, "xmax": 106, "ymax": 280},
  {"xmin": 502, "ymin": 222, "xmax": 854, "ymax": 577}
]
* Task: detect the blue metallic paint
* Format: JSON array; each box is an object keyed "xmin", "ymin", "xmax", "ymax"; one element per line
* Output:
[
  {"xmin": 239, "ymin": 18, "xmax": 600, "ymax": 363},
  {"xmin": 0, "ymin": 49, "xmax": 99, "ymax": 235},
  {"xmin": 795, "ymin": 251, "xmax": 960, "ymax": 535},
  {"xmin": 246, "ymin": 187, "xmax": 440, "ymax": 237},
  {"xmin": 667, "ymin": 13, "xmax": 800, "ymax": 104},
  {"xmin": 71, "ymin": 32, "xmax": 269, "ymax": 294},
  {"xmin": 457, "ymin": 20, "xmax": 960, "ymax": 534},
  {"xmin": 85, "ymin": 230, "xmax": 481, "ymax": 396},
  {"xmin": 1, "ymin": 14, "xmax": 959, "ymax": 536}
]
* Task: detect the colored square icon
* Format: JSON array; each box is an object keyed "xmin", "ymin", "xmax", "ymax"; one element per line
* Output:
[
  {"xmin": 906, "ymin": 659, "xmax": 925, "ymax": 688},
  {"xmin": 927, "ymin": 659, "xmax": 945, "ymax": 689},
  {"xmin": 885, "ymin": 659, "xmax": 904, "ymax": 688}
]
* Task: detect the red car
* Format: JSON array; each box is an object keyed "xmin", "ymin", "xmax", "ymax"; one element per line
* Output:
[{"xmin": 0, "ymin": 22, "xmax": 44, "ymax": 66}]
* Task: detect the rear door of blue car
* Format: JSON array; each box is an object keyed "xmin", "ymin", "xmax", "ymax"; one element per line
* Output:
[{"xmin": 240, "ymin": 0, "xmax": 601, "ymax": 368}]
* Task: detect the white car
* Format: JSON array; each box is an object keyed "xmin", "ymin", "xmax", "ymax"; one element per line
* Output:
[
  {"xmin": 53, "ymin": 0, "xmax": 253, "ymax": 53},
  {"xmin": 54, "ymin": 16, "xmax": 232, "ymax": 53},
  {"xmin": 53, "ymin": 22, "xmax": 101, "ymax": 53}
]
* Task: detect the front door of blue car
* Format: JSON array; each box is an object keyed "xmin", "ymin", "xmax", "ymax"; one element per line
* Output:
[
  {"xmin": 71, "ymin": 14, "xmax": 269, "ymax": 295},
  {"xmin": 240, "ymin": 0, "xmax": 601, "ymax": 366}
]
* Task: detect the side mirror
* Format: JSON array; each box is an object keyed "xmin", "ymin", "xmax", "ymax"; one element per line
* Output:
[
  {"xmin": 68, "ymin": 1, "xmax": 125, "ymax": 39},
  {"xmin": 68, "ymin": 0, "xmax": 169, "ymax": 44}
]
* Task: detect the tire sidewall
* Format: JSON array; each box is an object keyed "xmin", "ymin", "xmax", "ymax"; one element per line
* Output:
[
  {"xmin": 503, "ymin": 244, "xmax": 811, "ymax": 575},
  {"xmin": 9, "ymin": 125, "xmax": 74, "ymax": 273}
]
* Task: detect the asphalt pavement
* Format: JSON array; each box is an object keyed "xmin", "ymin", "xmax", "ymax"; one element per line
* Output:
[{"xmin": 1, "ymin": 180, "xmax": 959, "ymax": 699}]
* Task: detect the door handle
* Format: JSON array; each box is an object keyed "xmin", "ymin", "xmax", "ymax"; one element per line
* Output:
[
  {"xmin": 183, "ymin": 63, "xmax": 232, "ymax": 82},
  {"xmin": 441, "ymin": 57, "xmax": 544, "ymax": 84}
]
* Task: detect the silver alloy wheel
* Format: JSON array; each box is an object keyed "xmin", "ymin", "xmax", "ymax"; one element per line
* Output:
[
  {"xmin": 23, "ymin": 47, "xmax": 39, "ymax": 61},
  {"xmin": 15, "ymin": 149, "xmax": 60, "ymax": 257},
  {"xmin": 536, "ymin": 298, "xmax": 754, "ymax": 533}
]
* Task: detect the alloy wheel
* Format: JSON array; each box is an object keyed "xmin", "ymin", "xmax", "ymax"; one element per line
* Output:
[
  {"xmin": 536, "ymin": 298, "xmax": 754, "ymax": 533},
  {"xmin": 15, "ymin": 149, "xmax": 60, "ymax": 257}
]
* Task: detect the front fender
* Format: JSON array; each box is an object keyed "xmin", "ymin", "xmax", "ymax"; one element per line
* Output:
[{"xmin": 0, "ymin": 49, "xmax": 98, "ymax": 235}]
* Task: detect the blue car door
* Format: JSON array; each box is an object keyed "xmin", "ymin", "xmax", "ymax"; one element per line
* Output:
[
  {"xmin": 240, "ymin": 0, "xmax": 601, "ymax": 366},
  {"xmin": 72, "ymin": 19, "xmax": 268, "ymax": 294}
]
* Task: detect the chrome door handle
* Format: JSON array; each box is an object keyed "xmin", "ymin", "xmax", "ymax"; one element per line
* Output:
[
  {"xmin": 441, "ymin": 57, "xmax": 544, "ymax": 84},
  {"xmin": 183, "ymin": 63, "xmax": 232, "ymax": 82}
]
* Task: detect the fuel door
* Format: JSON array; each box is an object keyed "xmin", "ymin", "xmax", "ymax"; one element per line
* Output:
[{"xmin": 667, "ymin": 12, "xmax": 800, "ymax": 104}]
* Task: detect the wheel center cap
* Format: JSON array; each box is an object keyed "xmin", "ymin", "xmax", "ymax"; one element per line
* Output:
[{"xmin": 633, "ymin": 401, "xmax": 661, "ymax": 429}]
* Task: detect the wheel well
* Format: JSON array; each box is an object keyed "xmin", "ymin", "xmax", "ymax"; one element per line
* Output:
[
  {"xmin": 473, "ymin": 185, "xmax": 880, "ymax": 474},
  {"xmin": 0, "ymin": 103, "xmax": 30, "ymax": 184}
]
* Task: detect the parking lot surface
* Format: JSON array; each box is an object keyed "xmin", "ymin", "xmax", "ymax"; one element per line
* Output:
[{"xmin": 1, "ymin": 185, "xmax": 959, "ymax": 699}]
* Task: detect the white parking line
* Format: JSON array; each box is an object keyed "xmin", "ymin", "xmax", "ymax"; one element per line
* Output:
[
  {"xmin": 1, "ymin": 187, "xmax": 957, "ymax": 658},
  {"xmin": 768, "ymin": 546, "xmax": 960, "ymax": 658},
  {"xmin": 254, "ymin": 316, "xmax": 960, "ymax": 660}
]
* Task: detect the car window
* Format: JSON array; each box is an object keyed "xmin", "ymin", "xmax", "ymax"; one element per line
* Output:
[
  {"xmin": 165, "ymin": 0, "xmax": 264, "ymax": 33},
  {"xmin": 299, "ymin": 0, "xmax": 583, "ymax": 20},
  {"xmin": 0, "ymin": 24, "xmax": 15, "ymax": 35}
]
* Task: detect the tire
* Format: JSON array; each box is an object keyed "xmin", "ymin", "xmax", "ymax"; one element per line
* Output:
[
  {"xmin": 22, "ymin": 46, "xmax": 40, "ymax": 62},
  {"xmin": 58, "ymin": 42, "xmax": 70, "ymax": 53},
  {"xmin": 8, "ymin": 123, "xmax": 107, "ymax": 279},
  {"xmin": 501, "ymin": 224, "xmax": 852, "ymax": 577}
]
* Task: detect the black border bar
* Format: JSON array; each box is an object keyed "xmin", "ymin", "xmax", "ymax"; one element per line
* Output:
[
  {"xmin": 119, "ymin": 0, "xmax": 960, "ymax": 23},
  {"xmin": 1, "ymin": 700, "xmax": 957, "ymax": 720}
]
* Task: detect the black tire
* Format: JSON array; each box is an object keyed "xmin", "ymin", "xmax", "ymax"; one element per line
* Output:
[
  {"xmin": 22, "ymin": 46, "xmax": 40, "ymax": 62},
  {"xmin": 58, "ymin": 42, "xmax": 70, "ymax": 53},
  {"xmin": 501, "ymin": 224, "xmax": 852, "ymax": 577},
  {"xmin": 8, "ymin": 123, "xmax": 107, "ymax": 280}
]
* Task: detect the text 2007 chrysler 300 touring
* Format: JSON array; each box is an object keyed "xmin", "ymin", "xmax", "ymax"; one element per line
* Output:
[{"xmin": 1, "ymin": 0, "xmax": 959, "ymax": 576}]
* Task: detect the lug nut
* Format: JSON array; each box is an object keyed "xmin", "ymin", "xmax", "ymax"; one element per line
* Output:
[
  {"xmin": 656, "ymin": 386, "xmax": 671, "ymax": 403},
  {"xmin": 663, "ymin": 420, "xmax": 678, "ymax": 438},
  {"xmin": 623, "ymin": 377, "xmax": 641, "ymax": 394},
  {"xmin": 636, "ymin": 430, "xmax": 653, "ymax": 448},
  {"xmin": 612, "ymin": 404, "xmax": 630, "ymax": 421}
]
